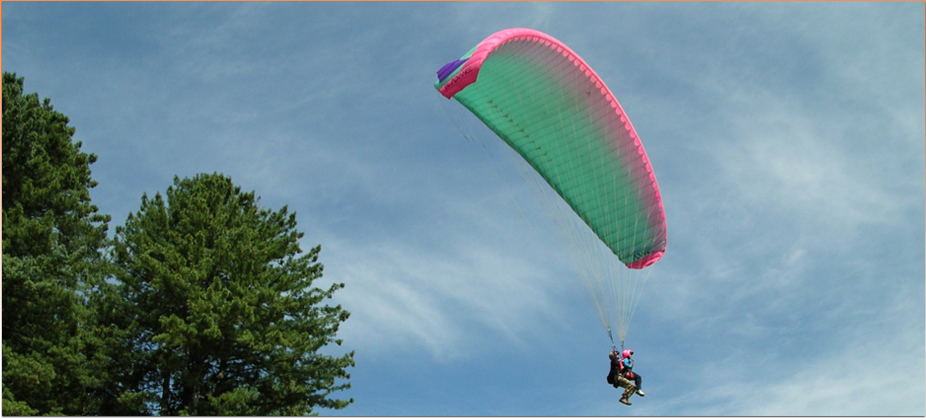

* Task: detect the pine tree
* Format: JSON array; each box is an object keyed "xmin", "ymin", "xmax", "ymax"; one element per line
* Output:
[
  {"xmin": 2, "ymin": 72, "xmax": 112, "ymax": 415},
  {"xmin": 108, "ymin": 173, "xmax": 354, "ymax": 415}
]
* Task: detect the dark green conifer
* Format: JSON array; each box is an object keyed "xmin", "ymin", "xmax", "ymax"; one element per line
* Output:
[
  {"xmin": 109, "ymin": 173, "xmax": 354, "ymax": 415},
  {"xmin": 2, "ymin": 72, "xmax": 112, "ymax": 415}
]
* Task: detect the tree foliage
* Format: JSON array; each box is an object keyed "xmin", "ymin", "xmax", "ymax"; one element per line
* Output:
[
  {"xmin": 106, "ymin": 173, "xmax": 354, "ymax": 415},
  {"xmin": 2, "ymin": 72, "xmax": 112, "ymax": 415},
  {"xmin": 2, "ymin": 73, "xmax": 354, "ymax": 415}
]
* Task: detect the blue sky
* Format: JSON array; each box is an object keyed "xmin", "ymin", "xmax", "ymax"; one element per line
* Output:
[{"xmin": 3, "ymin": 2, "xmax": 924, "ymax": 416}]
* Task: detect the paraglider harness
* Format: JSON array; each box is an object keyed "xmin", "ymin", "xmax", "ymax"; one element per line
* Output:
[
  {"xmin": 620, "ymin": 359, "xmax": 636, "ymax": 380},
  {"xmin": 606, "ymin": 352, "xmax": 637, "ymax": 387},
  {"xmin": 606, "ymin": 351, "xmax": 621, "ymax": 385},
  {"xmin": 606, "ymin": 329, "xmax": 636, "ymax": 384}
]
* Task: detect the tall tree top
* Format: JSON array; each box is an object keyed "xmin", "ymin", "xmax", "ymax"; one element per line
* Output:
[{"xmin": 2, "ymin": 72, "xmax": 110, "ymax": 258}]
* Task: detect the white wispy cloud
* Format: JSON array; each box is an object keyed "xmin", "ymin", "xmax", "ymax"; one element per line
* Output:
[
  {"xmin": 663, "ymin": 307, "xmax": 924, "ymax": 416},
  {"xmin": 712, "ymin": 85, "xmax": 911, "ymax": 232},
  {"xmin": 322, "ymin": 190, "xmax": 573, "ymax": 362}
]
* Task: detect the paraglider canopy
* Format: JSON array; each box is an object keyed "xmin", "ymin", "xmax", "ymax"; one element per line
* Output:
[{"xmin": 435, "ymin": 28, "xmax": 667, "ymax": 269}]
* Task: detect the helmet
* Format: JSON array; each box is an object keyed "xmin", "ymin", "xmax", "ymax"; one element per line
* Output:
[{"xmin": 622, "ymin": 349, "xmax": 633, "ymax": 358}]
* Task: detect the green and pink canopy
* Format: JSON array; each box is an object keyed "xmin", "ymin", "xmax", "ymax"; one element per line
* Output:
[{"xmin": 435, "ymin": 28, "xmax": 667, "ymax": 269}]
